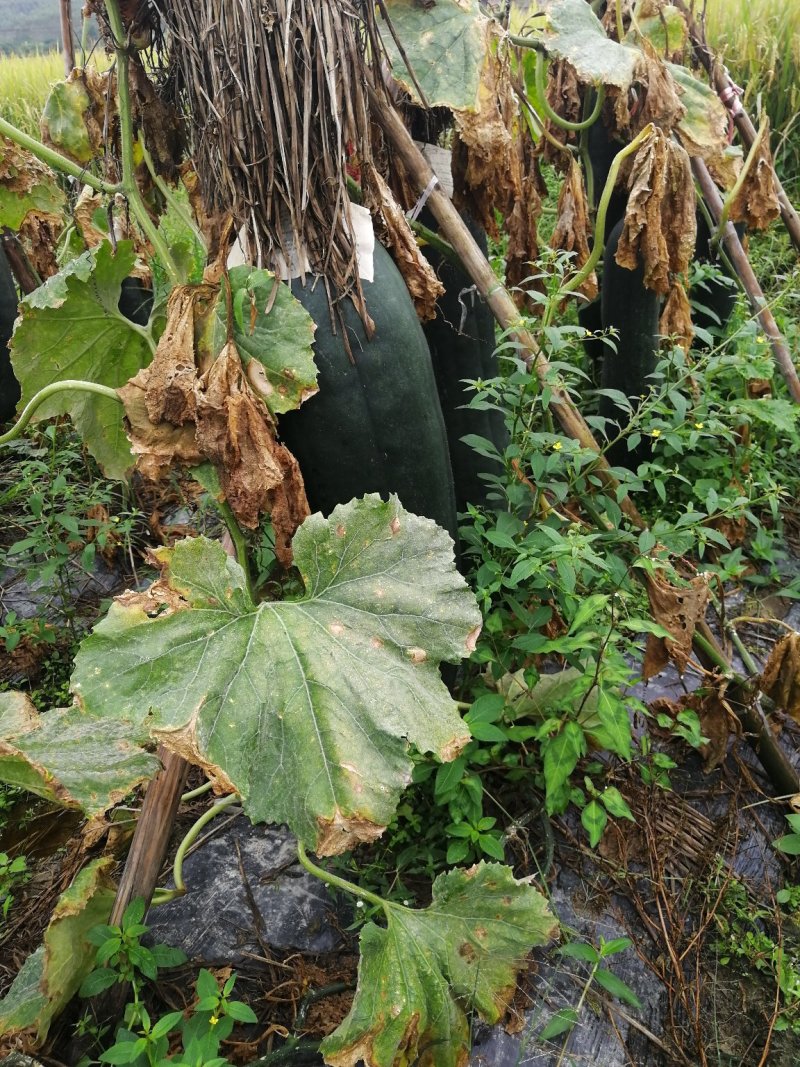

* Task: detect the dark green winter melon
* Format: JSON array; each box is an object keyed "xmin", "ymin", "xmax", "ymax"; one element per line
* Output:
[
  {"xmin": 277, "ymin": 241, "xmax": 459, "ymax": 545},
  {"xmin": 419, "ymin": 208, "xmax": 508, "ymax": 511},
  {"xmin": 0, "ymin": 245, "xmax": 20, "ymax": 423}
]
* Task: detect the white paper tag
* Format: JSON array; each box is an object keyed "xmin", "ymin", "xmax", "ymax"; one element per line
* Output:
[{"xmin": 414, "ymin": 142, "xmax": 454, "ymax": 200}]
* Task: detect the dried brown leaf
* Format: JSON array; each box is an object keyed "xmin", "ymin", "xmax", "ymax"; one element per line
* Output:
[
  {"xmin": 452, "ymin": 37, "xmax": 520, "ymax": 238},
  {"xmin": 541, "ymin": 60, "xmax": 582, "ymax": 166},
  {"xmin": 118, "ymin": 369, "xmax": 203, "ymax": 481},
  {"xmin": 651, "ymin": 687, "xmax": 737, "ymax": 770},
  {"xmin": 659, "ymin": 278, "xmax": 693, "ymax": 351},
  {"xmin": 550, "ymin": 158, "xmax": 598, "ymax": 302},
  {"xmin": 616, "ymin": 127, "xmax": 696, "ymax": 294},
  {"xmin": 144, "ymin": 285, "xmax": 215, "ymax": 425},
  {"xmin": 643, "ymin": 571, "xmax": 710, "ymax": 679},
  {"xmin": 633, "ymin": 40, "xmax": 685, "ymax": 135},
  {"xmin": 761, "ymin": 633, "xmax": 800, "ymax": 721},
  {"xmin": 17, "ymin": 212, "xmax": 61, "ymax": 280},
  {"xmin": 364, "ymin": 166, "xmax": 444, "ymax": 322},
  {"xmin": 73, "ymin": 187, "xmax": 151, "ymax": 281},
  {"xmin": 729, "ymin": 118, "xmax": 781, "ymax": 231},
  {"xmin": 505, "ymin": 135, "xmax": 545, "ymax": 308}
]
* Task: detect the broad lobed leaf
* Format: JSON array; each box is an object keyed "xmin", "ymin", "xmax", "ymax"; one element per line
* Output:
[
  {"xmin": 321, "ymin": 862, "xmax": 557, "ymax": 1067},
  {"xmin": 73, "ymin": 496, "xmax": 481, "ymax": 854}
]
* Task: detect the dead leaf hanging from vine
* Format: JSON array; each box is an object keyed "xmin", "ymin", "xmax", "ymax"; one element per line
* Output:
[
  {"xmin": 616, "ymin": 127, "xmax": 696, "ymax": 294},
  {"xmin": 452, "ymin": 32, "xmax": 520, "ymax": 238},
  {"xmin": 761, "ymin": 632, "xmax": 800, "ymax": 721},
  {"xmin": 550, "ymin": 157, "xmax": 598, "ymax": 301},
  {"xmin": 643, "ymin": 571, "xmax": 710, "ymax": 679},
  {"xmin": 632, "ymin": 39, "xmax": 685, "ymax": 134},
  {"xmin": 363, "ymin": 165, "xmax": 444, "ymax": 322},
  {"xmin": 505, "ymin": 135, "xmax": 545, "ymax": 306},
  {"xmin": 659, "ymin": 278, "xmax": 693, "ymax": 351},
  {"xmin": 728, "ymin": 118, "xmax": 780, "ymax": 231}
]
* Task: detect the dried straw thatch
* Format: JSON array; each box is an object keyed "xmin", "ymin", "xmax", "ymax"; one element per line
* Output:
[{"xmin": 151, "ymin": 0, "xmax": 378, "ymax": 320}]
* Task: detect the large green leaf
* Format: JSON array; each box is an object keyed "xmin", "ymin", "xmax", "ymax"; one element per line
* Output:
[
  {"xmin": 0, "ymin": 136, "xmax": 66, "ymax": 230},
  {"xmin": 208, "ymin": 265, "xmax": 318, "ymax": 414},
  {"xmin": 321, "ymin": 862, "xmax": 557, "ymax": 1067},
  {"xmin": 0, "ymin": 858, "xmax": 116, "ymax": 1044},
  {"xmin": 10, "ymin": 240, "xmax": 155, "ymax": 479},
  {"xmin": 73, "ymin": 496, "xmax": 480, "ymax": 854},
  {"xmin": 380, "ymin": 0, "xmax": 488, "ymax": 110},
  {"xmin": 522, "ymin": 0, "xmax": 641, "ymax": 90},
  {"xmin": 0, "ymin": 692, "xmax": 160, "ymax": 817}
]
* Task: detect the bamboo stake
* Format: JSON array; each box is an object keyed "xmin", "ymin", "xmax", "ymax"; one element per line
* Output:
[
  {"xmin": 59, "ymin": 0, "xmax": 75, "ymax": 76},
  {"xmin": 691, "ymin": 156, "xmax": 800, "ymax": 404},
  {"xmin": 366, "ymin": 83, "xmax": 647, "ymax": 531},
  {"xmin": 673, "ymin": 0, "xmax": 800, "ymax": 254}
]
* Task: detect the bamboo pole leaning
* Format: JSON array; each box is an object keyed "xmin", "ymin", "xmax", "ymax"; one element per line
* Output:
[
  {"xmin": 673, "ymin": 0, "xmax": 800, "ymax": 254},
  {"xmin": 692, "ymin": 155, "xmax": 800, "ymax": 403}
]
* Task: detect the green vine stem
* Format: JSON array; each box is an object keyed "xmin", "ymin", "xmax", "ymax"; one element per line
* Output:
[
  {"xmin": 180, "ymin": 779, "xmax": 214, "ymax": 803},
  {"xmin": 151, "ymin": 791, "xmax": 241, "ymax": 905},
  {"xmin": 103, "ymin": 0, "xmax": 181, "ymax": 285},
  {"xmin": 215, "ymin": 497, "xmax": 255, "ymax": 600},
  {"xmin": 545, "ymin": 122, "xmax": 654, "ymax": 325},
  {"xmin": 296, "ymin": 840, "xmax": 391, "ymax": 914},
  {"xmin": 0, "ymin": 380, "xmax": 121, "ymax": 446},
  {"xmin": 0, "ymin": 116, "xmax": 121, "ymax": 197},
  {"xmin": 534, "ymin": 52, "xmax": 606, "ymax": 133}
]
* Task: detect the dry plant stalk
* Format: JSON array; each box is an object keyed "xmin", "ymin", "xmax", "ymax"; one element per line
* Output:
[{"xmin": 152, "ymin": 0, "xmax": 375, "ymax": 320}]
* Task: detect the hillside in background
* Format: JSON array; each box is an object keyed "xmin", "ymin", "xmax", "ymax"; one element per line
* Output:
[{"xmin": 0, "ymin": 0, "xmax": 85, "ymax": 54}]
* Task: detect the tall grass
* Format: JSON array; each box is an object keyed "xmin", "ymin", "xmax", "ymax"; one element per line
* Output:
[
  {"xmin": 0, "ymin": 50, "xmax": 63, "ymax": 137},
  {"xmin": 704, "ymin": 0, "xmax": 800, "ymax": 184}
]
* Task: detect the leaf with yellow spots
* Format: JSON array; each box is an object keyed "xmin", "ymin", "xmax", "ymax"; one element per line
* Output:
[
  {"xmin": 72, "ymin": 495, "xmax": 480, "ymax": 855},
  {"xmin": 322, "ymin": 863, "xmax": 557, "ymax": 1067}
]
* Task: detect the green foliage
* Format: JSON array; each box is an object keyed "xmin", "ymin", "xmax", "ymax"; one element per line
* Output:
[
  {"xmin": 0, "ymin": 851, "xmax": 28, "ymax": 923},
  {"xmin": 541, "ymin": 936, "xmax": 642, "ymax": 1044},
  {"xmin": 79, "ymin": 899, "xmax": 255, "ymax": 1066}
]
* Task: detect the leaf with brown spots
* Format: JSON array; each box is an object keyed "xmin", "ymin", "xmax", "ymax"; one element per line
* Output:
[
  {"xmin": 551, "ymin": 158, "xmax": 598, "ymax": 301},
  {"xmin": 322, "ymin": 863, "xmax": 557, "ymax": 1067},
  {"xmin": 72, "ymin": 497, "xmax": 481, "ymax": 854},
  {"xmin": 616, "ymin": 127, "xmax": 696, "ymax": 294},
  {"xmin": 41, "ymin": 69, "xmax": 117, "ymax": 168},
  {"xmin": 0, "ymin": 136, "xmax": 65, "ymax": 232},
  {"xmin": 118, "ymin": 368, "xmax": 203, "ymax": 482},
  {"xmin": 728, "ymin": 117, "xmax": 781, "ymax": 231},
  {"xmin": 643, "ymin": 571, "xmax": 710, "ymax": 679},
  {"xmin": 761, "ymin": 632, "xmax": 800, "ymax": 721}
]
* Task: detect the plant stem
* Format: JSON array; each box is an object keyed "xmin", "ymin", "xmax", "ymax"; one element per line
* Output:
[
  {"xmin": 103, "ymin": 0, "xmax": 181, "ymax": 285},
  {"xmin": 151, "ymin": 792, "xmax": 240, "ymax": 904},
  {"xmin": 217, "ymin": 498, "xmax": 255, "ymax": 600},
  {"xmin": 555, "ymin": 961, "xmax": 598, "ymax": 1066},
  {"xmin": 296, "ymin": 840, "xmax": 389, "ymax": 913},
  {"xmin": 0, "ymin": 381, "xmax": 121, "ymax": 446},
  {"xmin": 140, "ymin": 141, "xmax": 206, "ymax": 253},
  {"xmin": 534, "ymin": 52, "xmax": 606, "ymax": 133},
  {"xmin": 549, "ymin": 123, "xmax": 654, "ymax": 318},
  {"xmin": 180, "ymin": 779, "xmax": 214, "ymax": 803},
  {"xmin": 0, "ymin": 116, "xmax": 121, "ymax": 196}
]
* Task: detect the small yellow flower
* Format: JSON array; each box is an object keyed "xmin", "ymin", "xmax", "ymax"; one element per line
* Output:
[
  {"xmin": 552, "ymin": 441, "xmax": 563, "ymax": 451},
  {"xmin": 694, "ymin": 421, "xmax": 704, "ymax": 429},
  {"xmin": 650, "ymin": 429, "xmax": 662, "ymax": 438},
  {"xmin": 757, "ymin": 334, "xmax": 766, "ymax": 344},
  {"xmin": 210, "ymin": 1015, "xmax": 219, "ymax": 1026}
]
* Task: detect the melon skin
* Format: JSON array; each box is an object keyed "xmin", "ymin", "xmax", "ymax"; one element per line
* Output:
[
  {"xmin": 278, "ymin": 241, "xmax": 459, "ymax": 546},
  {"xmin": 0, "ymin": 245, "xmax": 20, "ymax": 423}
]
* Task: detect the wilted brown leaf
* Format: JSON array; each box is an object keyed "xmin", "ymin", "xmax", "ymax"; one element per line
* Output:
[
  {"xmin": 643, "ymin": 571, "xmax": 710, "ymax": 679},
  {"xmin": 550, "ymin": 158, "xmax": 598, "ymax": 301},
  {"xmin": 17, "ymin": 211, "xmax": 61, "ymax": 280},
  {"xmin": 541, "ymin": 59, "xmax": 582, "ymax": 166},
  {"xmin": 650, "ymin": 685, "xmax": 737, "ymax": 770},
  {"xmin": 73, "ymin": 187, "xmax": 151, "ymax": 281},
  {"xmin": 145, "ymin": 285, "xmax": 214, "ymax": 425},
  {"xmin": 364, "ymin": 165, "xmax": 444, "ymax": 322},
  {"xmin": 505, "ymin": 134, "xmax": 545, "ymax": 307},
  {"xmin": 728, "ymin": 118, "xmax": 780, "ymax": 231},
  {"xmin": 118, "ymin": 369, "xmax": 203, "ymax": 481},
  {"xmin": 659, "ymin": 278, "xmax": 693, "ymax": 351},
  {"xmin": 761, "ymin": 632, "xmax": 800, "ymax": 720},
  {"xmin": 616, "ymin": 127, "xmax": 696, "ymax": 294},
  {"xmin": 452, "ymin": 33, "xmax": 520, "ymax": 238},
  {"xmin": 633, "ymin": 39, "xmax": 685, "ymax": 134},
  {"xmin": 41, "ymin": 68, "xmax": 118, "ymax": 169}
]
